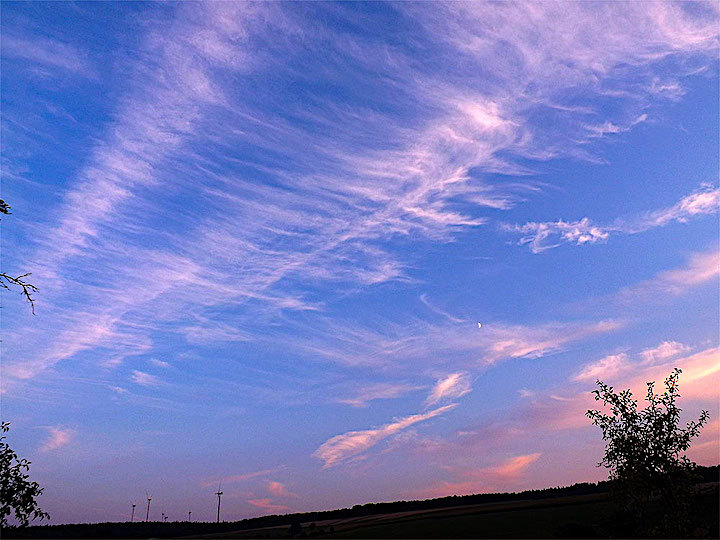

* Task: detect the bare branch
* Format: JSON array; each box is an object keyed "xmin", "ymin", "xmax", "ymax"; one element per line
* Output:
[{"xmin": 0, "ymin": 272, "xmax": 38, "ymax": 314}]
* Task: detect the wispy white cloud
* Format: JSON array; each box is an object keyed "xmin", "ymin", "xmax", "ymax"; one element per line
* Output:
[
  {"xmin": 507, "ymin": 186, "xmax": 719, "ymax": 253},
  {"xmin": 283, "ymin": 316, "xmax": 622, "ymax": 371},
  {"xmin": 336, "ymin": 383, "xmax": 423, "ymax": 408},
  {"xmin": 508, "ymin": 218, "xmax": 611, "ymax": 254},
  {"xmin": 419, "ymin": 294, "xmax": 466, "ymax": 323},
  {"xmin": 649, "ymin": 78, "xmax": 687, "ymax": 101},
  {"xmin": 636, "ymin": 185, "xmax": 720, "ymax": 231},
  {"xmin": 585, "ymin": 114, "xmax": 648, "ymax": 137},
  {"xmin": 574, "ymin": 340, "xmax": 692, "ymax": 382},
  {"xmin": 2, "ymin": 34, "xmax": 94, "ymax": 76},
  {"xmin": 4, "ymin": 1, "xmax": 717, "ymax": 394},
  {"xmin": 573, "ymin": 353, "xmax": 630, "ymax": 382},
  {"xmin": 39, "ymin": 426, "xmax": 74, "ymax": 452},
  {"xmin": 615, "ymin": 249, "xmax": 719, "ymax": 301},
  {"xmin": 313, "ymin": 404, "xmax": 457, "ymax": 468},
  {"xmin": 149, "ymin": 358, "xmax": 170, "ymax": 368},
  {"xmin": 425, "ymin": 373, "xmax": 472, "ymax": 407},
  {"xmin": 639, "ymin": 341, "xmax": 691, "ymax": 364},
  {"xmin": 180, "ymin": 321, "xmax": 251, "ymax": 346},
  {"xmin": 3, "ymin": 4, "xmax": 284, "ymax": 380},
  {"xmin": 131, "ymin": 370, "xmax": 160, "ymax": 387}
]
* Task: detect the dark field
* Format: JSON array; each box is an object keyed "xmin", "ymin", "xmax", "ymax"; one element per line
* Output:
[
  {"xmin": 194, "ymin": 493, "xmax": 618, "ymax": 539},
  {"xmin": 193, "ymin": 488, "xmax": 719, "ymax": 539},
  {"xmin": 4, "ymin": 481, "xmax": 718, "ymax": 539}
]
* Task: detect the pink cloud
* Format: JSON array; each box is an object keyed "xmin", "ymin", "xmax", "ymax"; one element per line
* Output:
[
  {"xmin": 618, "ymin": 346, "xmax": 720, "ymax": 402},
  {"xmin": 247, "ymin": 498, "xmax": 289, "ymax": 513},
  {"xmin": 521, "ymin": 346, "xmax": 720, "ymax": 440},
  {"xmin": 685, "ymin": 419, "xmax": 720, "ymax": 465},
  {"xmin": 201, "ymin": 468, "xmax": 280, "ymax": 488},
  {"xmin": 412, "ymin": 453, "xmax": 542, "ymax": 499},
  {"xmin": 485, "ymin": 453, "xmax": 543, "ymax": 478},
  {"xmin": 267, "ymin": 481, "xmax": 297, "ymax": 498},
  {"xmin": 404, "ymin": 344, "xmax": 719, "ymax": 495},
  {"xmin": 542, "ymin": 346, "xmax": 719, "ymax": 434},
  {"xmin": 401, "ymin": 345, "xmax": 717, "ymax": 501},
  {"xmin": 40, "ymin": 426, "xmax": 74, "ymax": 452}
]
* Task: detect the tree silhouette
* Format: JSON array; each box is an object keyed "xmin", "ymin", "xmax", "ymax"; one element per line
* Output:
[
  {"xmin": 0, "ymin": 200, "xmax": 47, "ymax": 527},
  {"xmin": 587, "ymin": 368, "xmax": 709, "ymax": 537},
  {"xmin": 0, "ymin": 423, "xmax": 50, "ymax": 527}
]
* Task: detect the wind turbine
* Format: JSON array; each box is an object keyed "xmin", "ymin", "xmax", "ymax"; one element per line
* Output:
[
  {"xmin": 145, "ymin": 492, "xmax": 152, "ymax": 522},
  {"xmin": 215, "ymin": 482, "xmax": 223, "ymax": 523},
  {"xmin": 130, "ymin": 503, "xmax": 136, "ymax": 523},
  {"xmin": 188, "ymin": 511, "xmax": 192, "ymax": 522}
]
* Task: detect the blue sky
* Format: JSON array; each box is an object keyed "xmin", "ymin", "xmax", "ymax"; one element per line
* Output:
[{"xmin": 2, "ymin": 1, "xmax": 719, "ymax": 524}]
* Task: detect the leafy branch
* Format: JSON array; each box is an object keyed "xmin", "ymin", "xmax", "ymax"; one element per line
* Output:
[{"xmin": 0, "ymin": 423, "xmax": 50, "ymax": 527}]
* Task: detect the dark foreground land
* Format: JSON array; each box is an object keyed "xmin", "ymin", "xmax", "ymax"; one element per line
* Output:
[{"xmin": 5, "ymin": 467, "xmax": 719, "ymax": 539}]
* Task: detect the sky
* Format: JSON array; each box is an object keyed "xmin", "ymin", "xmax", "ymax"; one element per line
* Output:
[{"xmin": 1, "ymin": 0, "xmax": 719, "ymax": 525}]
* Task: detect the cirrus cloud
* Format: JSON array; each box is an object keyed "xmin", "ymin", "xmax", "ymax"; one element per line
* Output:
[
  {"xmin": 313, "ymin": 404, "xmax": 457, "ymax": 468},
  {"xmin": 425, "ymin": 373, "xmax": 472, "ymax": 406},
  {"xmin": 507, "ymin": 186, "xmax": 720, "ymax": 253}
]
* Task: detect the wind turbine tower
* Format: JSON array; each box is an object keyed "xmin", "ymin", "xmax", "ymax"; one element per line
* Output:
[
  {"xmin": 215, "ymin": 483, "xmax": 223, "ymax": 523},
  {"xmin": 131, "ymin": 503, "xmax": 136, "ymax": 523},
  {"xmin": 145, "ymin": 493, "xmax": 152, "ymax": 522},
  {"xmin": 188, "ymin": 511, "xmax": 192, "ymax": 522}
]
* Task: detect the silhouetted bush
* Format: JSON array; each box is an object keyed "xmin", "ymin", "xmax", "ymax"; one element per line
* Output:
[{"xmin": 588, "ymin": 368, "xmax": 709, "ymax": 538}]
